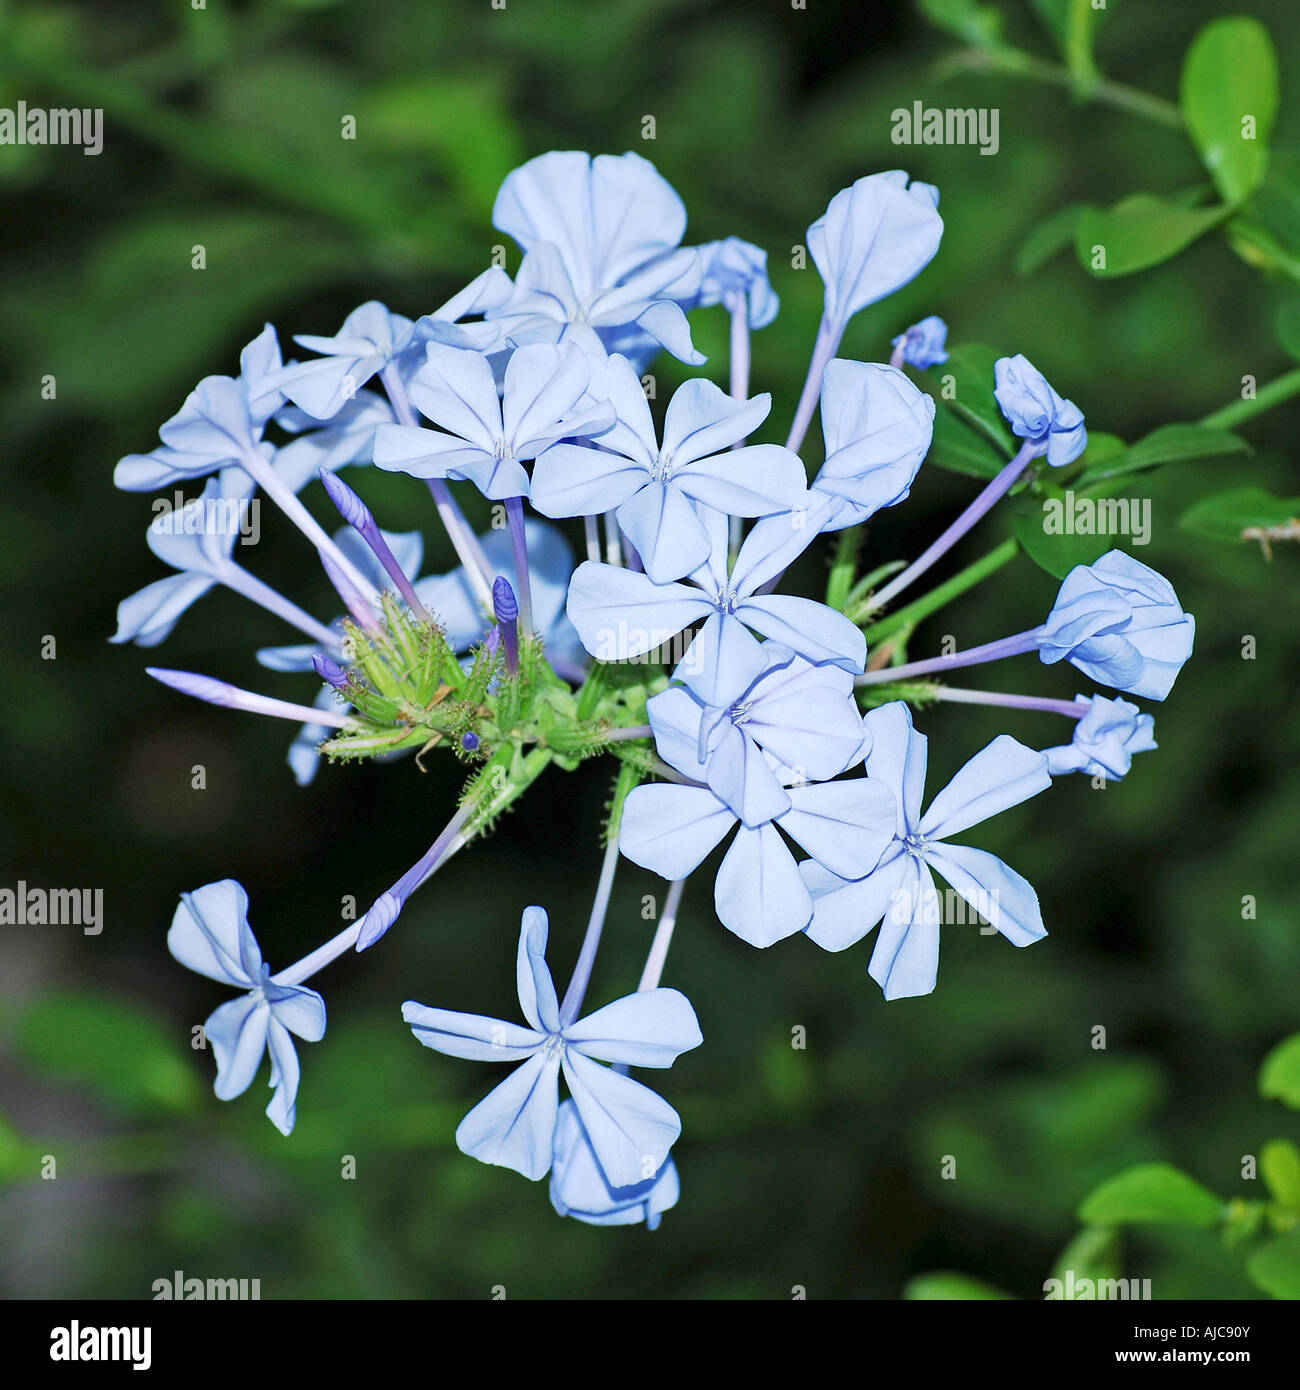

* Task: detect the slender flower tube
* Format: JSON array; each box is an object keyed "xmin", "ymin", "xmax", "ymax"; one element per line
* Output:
[
  {"xmin": 855, "ymin": 630, "xmax": 1043, "ymax": 686},
  {"xmin": 379, "ymin": 363, "xmax": 497, "ymax": 607},
  {"xmin": 318, "ymin": 469, "xmax": 432, "ymax": 621},
  {"xmin": 638, "ymin": 878, "xmax": 686, "ymax": 992},
  {"xmin": 232, "ymin": 443, "xmax": 380, "ymax": 603},
  {"xmin": 504, "ymin": 496, "xmax": 534, "ymax": 634},
  {"xmin": 558, "ymin": 833, "xmax": 622, "ymax": 1026},
  {"xmin": 274, "ymin": 834, "xmax": 471, "ymax": 987},
  {"xmin": 356, "ymin": 801, "xmax": 478, "ymax": 951},
  {"xmin": 319, "ymin": 550, "xmax": 383, "ymax": 636},
  {"xmin": 869, "ymin": 440, "xmax": 1042, "ymax": 611},
  {"xmin": 929, "ymin": 687, "xmax": 1089, "ymax": 719},
  {"xmin": 146, "ymin": 668, "xmax": 354, "ymax": 727}
]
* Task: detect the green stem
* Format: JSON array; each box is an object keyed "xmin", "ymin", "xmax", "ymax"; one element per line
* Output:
[
  {"xmin": 858, "ymin": 538, "xmax": 1020, "ymax": 644},
  {"xmin": 825, "ymin": 526, "xmax": 862, "ymax": 611},
  {"xmin": 1199, "ymin": 368, "xmax": 1300, "ymax": 430},
  {"xmin": 936, "ymin": 45, "xmax": 1183, "ymax": 129}
]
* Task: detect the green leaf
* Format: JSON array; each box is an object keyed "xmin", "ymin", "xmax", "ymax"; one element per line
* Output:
[
  {"xmin": 1080, "ymin": 423, "xmax": 1249, "ymax": 486},
  {"xmin": 1179, "ymin": 487, "xmax": 1300, "ymax": 548},
  {"xmin": 927, "ymin": 343, "xmax": 1016, "ymax": 456},
  {"xmin": 926, "ymin": 407, "xmax": 1008, "ymax": 479},
  {"xmin": 1076, "ymin": 194, "xmax": 1228, "ymax": 277},
  {"xmin": 1050, "ymin": 1227, "xmax": 1123, "ymax": 1287},
  {"xmin": 1180, "ymin": 17, "xmax": 1279, "ymax": 204},
  {"xmin": 903, "ymin": 1271, "xmax": 1013, "ymax": 1300},
  {"xmin": 916, "ymin": 0, "xmax": 1003, "ymax": 47},
  {"xmin": 1078, "ymin": 1162, "xmax": 1225, "ymax": 1228},
  {"xmin": 15, "ymin": 992, "xmax": 201, "ymax": 1117},
  {"xmin": 1246, "ymin": 1231, "xmax": 1300, "ymax": 1299},
  {"xmin": 1260, "ymin": 1033, "xmax": 1300, "ymax": 1108},
  {"xmin": 1010, "ymin": 488, "xmax": 1112, "ymax": 579},
  {"xmin": 1015, "ymin": 203, "xmax": 1088, "ymax": 276},
  {"xmin": 1261, "ymin": 1139, "xmax": 1300, "ymax": 1211},
  {"xmin": 1277, "ymin": 298, "xmax": 1300, "ymax": 362}
]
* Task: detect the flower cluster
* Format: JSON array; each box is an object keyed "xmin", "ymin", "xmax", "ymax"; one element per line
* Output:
[{"xmin": 113, "ymin": 151, "xmax": 1194, "ymax": 1228}]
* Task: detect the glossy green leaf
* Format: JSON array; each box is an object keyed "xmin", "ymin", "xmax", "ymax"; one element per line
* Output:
[
  {"xmin": 1080, "ymin": 423, "xmax": 1249, "ymax": 486},
  {"xmin": 1179, "ymin": 488, "xmax": 1300, "ymax": 548},
  {"xmin": 1015, "ymin": 202, "xmax": 1087, "ymax": 276},
  {"xmin": 903, "ymin": 1271, "xmax": 1013, "ymax": 1300},
  {"xmin": 1078, "ymin": 1163, "xmax": 1224, "ymax": 1228},
  {"xmin": 1009, "ymin": 487, "xmax": 1112, "ymax": 579},
  {"xmin": 1260, "ymin": 1033, "xmax": 1300, "ymax": 1108},
  {"xmin": 1076, "ymin": 194, "xmax": 1228, "ymax": 278},
  {"xmin": 1246, "ymin": 1231, "xmax": 1300, "ymax": 1299},
  {"xmin": 925, "ymin": 407, "xmax": 1009, "ymax": 479},
  {"xmin": 1180, "ymin": 17, "xmax": 1279, "ymax": 204},
  {"xmin": 928, "ymin": 343, "xmax": 1016, "ymax": 455},
  {"xmin": 1260, "ymin": 1139, "xmax": 1300, "ymax": 1211},
  {"xmin": 15, "ymin": 992, "xmax": 201, "ymax": 1117},
  {"xmin": 1050, "ymin": 1226, "xmax": 1122, "ymax": 1287},
  {"xmin": 917, "ymin": 0, "xmax": 1003, "ymax": 47}
]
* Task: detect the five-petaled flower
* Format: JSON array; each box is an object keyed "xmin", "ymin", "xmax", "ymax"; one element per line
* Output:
[
  {"xmin": 402, "ymin": 906, "xmax": 702, "ymax": 1186},
  {"xmin": 168, "ymin": 879, "xmax": 326, "ymax": 1136}
]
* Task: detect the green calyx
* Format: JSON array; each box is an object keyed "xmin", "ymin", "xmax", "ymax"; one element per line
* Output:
[{"xmin": 317, "ymin": 593, "xmax": 663, "ymax": 775}]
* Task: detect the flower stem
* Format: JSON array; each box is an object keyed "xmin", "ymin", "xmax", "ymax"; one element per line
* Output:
[
  {"xmin": 638, "ymin": 878, "xmax": 685, "ymax": 991},
  {"xmin": 378, "ymin": 364, "xmax": 496, "ymax": 608},
  {"xmin": 854, "ymin": 628, "xmax": 1041, "ymax": 686},
  {"xmin": 219, "ymin": 563, "xmax": 339, "ymax": 646},
  {"xmin": 868, "ymin": 443, "xmax": 1037, "ymax": 612},
  {"xmin": 504, "ymin": 495, "xmax": 534, "ymax": 635},
  {"xmin": 1199, "ymin": 367, "xmax": 1300, "ymax": 430},
  {"xmin": 786, "ymin": 315, "xmax": 843, "ymax": 454},
  {"xmin": 559, "ymin": 832, "xmax": 621, "ymax": 1026},
  {"xmin": 236, "ymin": 446, "xmax": 379, "ymax": 602},
  {"xmin": 858, "ymin": 538, "xmax": 1020, "ymax": 640},
  {"xmin": 729, "ymin": 298, "xmax": 751, "ymax": 560},
  {"xmin": 929, "ymin": 687, "xmax": 1088, "ymax": 718}
]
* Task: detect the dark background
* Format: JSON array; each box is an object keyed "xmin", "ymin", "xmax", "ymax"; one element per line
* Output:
[{"xmin": 1, "ymin": 0, "xmax": 1298, "ymax": 1298}]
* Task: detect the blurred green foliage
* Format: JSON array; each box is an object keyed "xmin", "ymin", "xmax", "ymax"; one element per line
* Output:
[{"xmin": 1, "ymin": 0, "xmax": 1298, "ymax": 1299}]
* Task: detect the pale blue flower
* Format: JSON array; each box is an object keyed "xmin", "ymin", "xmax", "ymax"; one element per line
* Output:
[
  {"xmin": 272, "ymin": 273, "xmax": 512, "ymax": 420},
  {"xmin": 810, "ymin": 359, "xmax": 934, "ymax": 530},
  {"xmin": 531, "ymin": 355, "xmax": 807, "ymax": 583},
  {"xmin": 272, "ymin": 388, "xmax": 394, "ymax": 492},
  {"xmin": 994, "ymin": 353, "xmax": 1087, "ymax": 467},
  {"xmin": 802, "ymin": 703, "xmax": 1052, "ymax": 1000},
  {"xmin": 488, "ymin": 150, "xmax": 704, "ymax": 365},
  {"xmin": 168, "ymin": 879, "xmax": 326, "ymax": 1135},
  {"xmin": 892, "ymin": 315, "xmax": 949, "ymax": 369},
  {"xmin": 620, "ymin": 702, "xmax": 895, "ymax": 947},
  {"xmin": 111, "ymin": 469, "xmax": 255, "ymax": 646},
  {"xmin": 372, "ymin": 342, "xmax": 614, "ymax": 500},
  {"xmin": 647, "ymin": 644, "xmax": 867, "ymax": 826},
  {"xmin": 1037, "ymin": 550, "xmax": 1194, "ymax": 700},
  {"xmin": 809, "ymin": 171, "xmax": 943, "ymax": 331},
  {"xmin": 1043, "ymin": 695, "xmax": 1157, "ymax": 779},
  {"xmin": 550, "ymin": 1099, "xmax": 680, "ymax": 1229},
  {"xmin": 567, "ymin": 510, "xmax": 866, "ymax": 705},
  {"xmin": 115, "ymin": 374, "xmax": 267, "ymax": 493},
  {"xmin": 690, "ymin": 237, "xmax": 779, "ymax": 328},
  {"xmin": 403, "ymin": 906, "xmax": 702, "ymax": 1185}
]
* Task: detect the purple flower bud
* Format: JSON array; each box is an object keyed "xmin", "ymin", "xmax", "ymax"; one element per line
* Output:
[
  {"xmin": 312, "ymin": 651, "xmax": 350, "ymax": 690},
  {"xmin": 319, "ymin": 467, "xmax": 373, "ymax": 530},
  {"xmin": 493, "ymin": 575, "xmax": 519, "ymax": 674},
  {"xmin": 493, "ymin": 576, "xmax": 519, "ymax": 625},
  {"xmin": 461, "ymin": 731, "xmax": 480, "ymax": 752}
]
